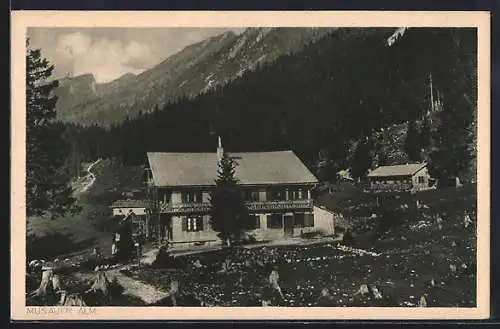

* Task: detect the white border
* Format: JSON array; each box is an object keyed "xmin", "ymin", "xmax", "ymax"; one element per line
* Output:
[{"xmin": 11, "ymin": 10, "xmax": 491, "ymax": 320}]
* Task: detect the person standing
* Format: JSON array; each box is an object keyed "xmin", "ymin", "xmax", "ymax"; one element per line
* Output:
[
  {"xmin": 463, "ymin": 210, "xmax": 473, "ymax": 228},
  {"xmin": 111, "ymin": 234, "xmax": 118, "ymax": 260}
]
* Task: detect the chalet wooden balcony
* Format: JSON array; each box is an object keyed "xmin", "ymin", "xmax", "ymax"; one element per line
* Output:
[
  {"xmin": 246, "ymin": 199, "xmax": 313, "ymax": 211},
  {"xmin": 160, "ymin": 202, "xmax": 211, "ymax": 215},
  {"xmin": 364, "ymin": 183, "xmax": 413, "ymax": 193},
  {"xmin": 158, "ymin": 199, "xmax": 313, "ymax": 214}
]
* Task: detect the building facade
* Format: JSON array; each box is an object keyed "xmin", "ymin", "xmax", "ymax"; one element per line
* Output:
[
  {"xmin": 145, "ymin": 140, "xmax": 321, "ymax": 247},
  {"xmin": 111, "ymin": 199, "xmax": 148, "ymax": 217},
  {"xmin": 110, "ymin": 199, "xmax": 149, "ymax": 238},
  {"xmin": 365, "ymin": 162, "xmax": 434, "ymax": 193}
]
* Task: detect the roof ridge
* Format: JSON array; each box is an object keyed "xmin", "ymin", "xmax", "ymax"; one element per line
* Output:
[
  {"xmin": 146, "ymin": 150, "xmax": 318, "ymax": 186},
  {"xmin": 367, "ymin": 162, "xmax": 427, "ymax": 177}
]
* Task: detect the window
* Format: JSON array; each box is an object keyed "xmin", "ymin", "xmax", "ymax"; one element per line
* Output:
[
  {"xmin": 245, "ymin": 214, "xmax": 260, "ymax": 230},
  {"xmin": 244, "ymin": 189, "xmax": 260, "ymax": 201},
  {"xmin": 270, "ymin": 189, "xmax": 286, "ymax": 201},
  {"xmin": 295, "ymin": 213, "xmax": 314, "ymax": 227},
  {"xmin": 267, "ymin": 214, "xmax": 283, "ymax": 228},
  {"xmin": 304, "ymin": 213, "xmax": 315, "ymax": 227},
  {"xmin": 418, "ymin": 176, "xmax": 425, "ymax": 184},
  {"xmin": 182, "ymin": 190, "xmax": 202, "ymax": 203},
  {"xmin": 289, "ymin": 188, "xmax": 305, "ymax": 200},
  {"xmin": 182, "ymin": 217, "xmax": 204, "ymax": 232},
  {"xmin": 294, "ymin": 213, "xmax": 305, "ymax": 227}
]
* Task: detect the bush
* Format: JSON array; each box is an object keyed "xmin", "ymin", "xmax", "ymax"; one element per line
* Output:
[
  {"xmin": 26, "ymin": 232, "xmax": 97, "ymax": 261},
  {"xmin": 374, "ymin": 206, "xmax": 405, "ymax": 237},
  {"xmin": 341, "ymin": 229, "xmax": 357, "ymax": 247},
  {"xmin": 239, "ymin": 232, "xmax": 258, "ymax": 245},
  {"xmin": 334, "ymin": 225, "xmax": 346, "ymax": 234}
]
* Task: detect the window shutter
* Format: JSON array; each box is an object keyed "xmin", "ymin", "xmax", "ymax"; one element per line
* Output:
[
  {"xmin": 182, "ymin": 217, "xmax": 188, "ymax": 231},
  {"xmin": 255, "ymin": 215, "xmax": 260, "ymax": 229},
  {"xmin": 198, "ymin": 217, "xmax": 204, "ymax": 231}
]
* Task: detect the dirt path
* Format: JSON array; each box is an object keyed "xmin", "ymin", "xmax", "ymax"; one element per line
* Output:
[
  {"xmin": 73, "ymin": 268, "xmax": 170, "ymax": 305},
  {"xmin": 72, "ymin": 158, "xmax": 102, "ymax": 196},
  {"xmin": 78, "ymin": 158, "xmax": 102, "ymax": 194},
  {"xmin": 141, "ymin": 236, "xmax": 346, "ymax": 261}
]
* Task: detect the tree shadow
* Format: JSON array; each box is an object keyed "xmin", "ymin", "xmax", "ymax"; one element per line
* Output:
[{"xmin": 26, "ymin": 232, "xmax": 97, "ymax": 261}]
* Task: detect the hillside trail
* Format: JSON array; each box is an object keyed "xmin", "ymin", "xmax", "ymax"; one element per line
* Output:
[
  {"xmin": 73, "ymin": 158, "xmax": 102, "ymax": 196},
  {"xmin": 72, "ymin": 268, "xmax": 170, "ymax": 305}
]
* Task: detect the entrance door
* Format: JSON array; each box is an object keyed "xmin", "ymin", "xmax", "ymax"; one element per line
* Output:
[
  {"xmin": 283, "ymin": 214, "xmax": 294, "ymax": 237},
  {"xmin": 160, "ymin": 215, "xmax": 173, "ymax": 241},
  {"xmin": 165, "ymin": 217, "xmax": 173, "ymax": 241}
]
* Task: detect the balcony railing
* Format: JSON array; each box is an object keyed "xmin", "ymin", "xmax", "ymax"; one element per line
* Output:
[
  {"xmin": 160, "ymin": 202, "xmax": 211, "ymax": 214},
  {"xmin": 246, "ymin": 199, "xmax": 313, "ymax": 211},
  {"xmin": 363, "ymin": 182, "xmax": 413, "ymax": 193},
  {"xmin": 157, "ymin": 199, "xmax": 313, "ymax": 214}
]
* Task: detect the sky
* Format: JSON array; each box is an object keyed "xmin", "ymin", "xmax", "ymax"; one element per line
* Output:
[{"xmin": 27, "ymin": 27, "xmax": 245, "ymax": 83}]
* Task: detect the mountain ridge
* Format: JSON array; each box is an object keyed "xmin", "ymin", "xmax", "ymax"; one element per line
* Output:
[{"xmin": 55, "ymin": 27, "xmax": 334, "ymax": 127}]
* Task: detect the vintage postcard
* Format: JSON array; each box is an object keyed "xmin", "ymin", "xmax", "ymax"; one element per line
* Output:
[{"xmin": 11, "ymin": 10, "xmax": 490, "ymax": 320}]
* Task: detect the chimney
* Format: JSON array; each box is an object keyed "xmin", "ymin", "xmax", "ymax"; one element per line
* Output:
[{"xmin": 217, "ymin": 136, "xmax": 224, "ymax": 161}]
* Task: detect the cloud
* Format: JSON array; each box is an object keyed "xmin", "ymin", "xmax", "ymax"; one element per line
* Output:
[
  {"xmin": 54, "ymin": 32, "xmax": 153, "ymax": 83},
  {"xmin": 55, "ymin": 32, "xmax": 92, "ymax": 59},
  {"xmin": 123, "ymin": 41, "xmax": 153, "ymax": 69}
]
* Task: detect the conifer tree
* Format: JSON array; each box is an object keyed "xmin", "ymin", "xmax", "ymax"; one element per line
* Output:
[
  {"xmin": 419, "ymin": 116, "xmax": 432, "ymax": 150},
  {"xmin": 349, "ymin": 137, "xmax": 373, "ymax": 182},
  {"xmin": 427, "ymin": 29, "xmax": 476, "ymax": 186},
  {"xmin": 404, "ymin": 120, "xmax": 422, "ymax": 162},
  {"xmin": 209, "ymin": 152, "xmax": 249, "ymax": 246},
  {"xmin": 26, "ymin": 39, "xmax": 77, "ymax": 218}
]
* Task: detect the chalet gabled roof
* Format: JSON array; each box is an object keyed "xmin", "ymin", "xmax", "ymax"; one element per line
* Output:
[
  {"xmin": 367, "ymin": 162, "xmax": 427, "ymax": 178},
  {"xmin": 146, "ymin": 150, "xmax": 318, "ymax": 187}
]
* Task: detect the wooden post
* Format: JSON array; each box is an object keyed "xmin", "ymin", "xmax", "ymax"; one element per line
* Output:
[
  {"xmin": 145, "ymin": 212, "xmax": 150, "ymax": 239},
  {"xmin": 135, "ymin": 242, "xmax": 141, "ymax": 269}
]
